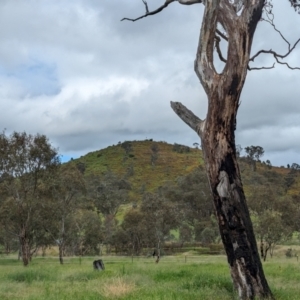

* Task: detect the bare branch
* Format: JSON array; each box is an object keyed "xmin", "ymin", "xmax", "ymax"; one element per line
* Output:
[
  {"xmin": 121, "ymin": 0, "xmax": 202, "ymax": 22},
  {"xmin": 216, "ymin": 29, "xmax": 228, "ymax": 41},
  {"xmin": 121, "ymin": 0, "xmax": 175, "ymax": 22},
  {"xmin": 142, "ymin": 0, "xmax": 149, "ymax": 13},
  {"xmin": 194, "ymin": 0, "xmax": 220, "ymax": 94},
  {"xmin": 249, "ymin": 6, "xmax": 300, "ymax": 71},
  {"xmin": 170, "ymin": 101, "xmax": 205, "ymax": 136},
  {"xmin": 214, "ymin": 36, "xmax": 227, "ymax": 63},
  {"xmin": 250, "ymin": 37, "xmax": 300, "ymax": 64},
  {"xmin": 177, "ymin": 0, "xmax": 202, "ymax": 4},
  {"xmin": 249, "ymin": 49, "xmax": 270, "ymax": 62},
  {"xmin": 262, "ymin": 3, "xmax": 291, "ymax": 49},
  {"xmin": 274, "ymin": 56, "xmax": 300, "ymax": 70},
  {"xmin": 248, "ymin": 63, "xmax": 275, "ymax": 71}
]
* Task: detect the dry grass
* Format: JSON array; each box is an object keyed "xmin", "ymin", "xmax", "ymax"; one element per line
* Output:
[
  {"xmin": 271, "ymin": 245, "xmax": 300, "ymax": 258},
  {"xmin": 101, "ymin": 277, "xmax": 136, "ymax": 298}
]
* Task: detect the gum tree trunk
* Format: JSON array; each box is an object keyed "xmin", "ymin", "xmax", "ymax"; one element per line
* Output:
[
  {"xmin": 59, "ymin": 243, "xmax": 64, "ymax": 265},
  {"xmin": 58, "ymin": 217, "xmax": 66, "ymax": 264},
  {"xmin": 19, "ymin": 227, "xmax": 30, "ymax": 267},
  {"xmin": 171, "ymin": 0, "xmax": 273, "ymax": 298}
]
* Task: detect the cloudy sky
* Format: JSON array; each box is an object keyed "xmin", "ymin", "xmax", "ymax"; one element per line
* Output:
[{"xmin": 0, "ymin": 0, "xmax": 299, "ymax": 166}]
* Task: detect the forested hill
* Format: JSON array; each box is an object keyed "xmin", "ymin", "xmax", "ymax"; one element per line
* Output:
[
  {"xmin": 68, "ymin": 140, "xmax": 300, "ymax": 200},
  {"xmin": 69, "ymin": 140, "xmax": 203, "ymax": 199}
]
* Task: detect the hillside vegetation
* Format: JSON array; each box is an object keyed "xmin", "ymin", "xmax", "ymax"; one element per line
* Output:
[
  {"xmin": 68, "ymin": 140, "xmax": 300, "ymax": 261},
  {"xmin": 70, "ymin": 140, "xmax": 204, "ymax": 200},
  {"xmin": 69, "ymin": 139, "xmax": 299, "ymax": 199}
]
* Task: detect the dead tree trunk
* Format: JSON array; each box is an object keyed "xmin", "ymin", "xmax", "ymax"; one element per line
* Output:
[
  {"xmin": 171, "ymin": 1, "xmax": 273, "ymax": 298},
  {"xmin": 122, "ymin": 0, "xmax": 299, "ymax": 298},
  {"xmin": 201, "ymin": 106, "xmax": 271, "ymax": 298}
]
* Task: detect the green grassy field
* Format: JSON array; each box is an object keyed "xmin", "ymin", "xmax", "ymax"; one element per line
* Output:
[{"xmin": 1, "ymin": 255, "xmax": 300, "ymax": 300}]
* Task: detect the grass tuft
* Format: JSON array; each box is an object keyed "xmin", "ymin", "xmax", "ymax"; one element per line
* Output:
[
  {"xmin": 181, "ymin": 273, "xmax": 233, "ymax": 293},
  {"xmin": 154, "ymin": 269, "xmax": 192, "ymax": 281},
  {"xmin": 7, "ymin": 268, "xmax": 54, "ymax": 284}
]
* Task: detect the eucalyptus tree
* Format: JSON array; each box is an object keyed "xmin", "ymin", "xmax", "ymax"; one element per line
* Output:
[
  {"xmin": 245, "ymin": 145, "xmax": 265, "ymax": 171},
  {"xmin": 42, "ymin": 164, "xmax": 86, "ymax": 264},
  {"xmin": 123, "ymin": 1, "xmax": 300, "ymax": 298},
  {"xmin": 0, "ymin": 131, "xmax": 60, "ymax": 266},
  {"xmin": 86, "ymin": 171, "xmax": 131, "ymax": 217},
  {"xmin": 69, "ymin": 209, "xmax": 103, "ymax": 256},
  {"xmin": 122, "ymin": 208, "xmax": 146, "ymax": 255},
  {"xmin": 86, "ymin": 171, "xmax": 131, "ymax": 252},
  {"xmin": 175, "ymin": 166, "xmax": 213, "ymax": 224},
  {"xmin": 140, "ymin": 188, "xmax": 181, "ymax": 262}
]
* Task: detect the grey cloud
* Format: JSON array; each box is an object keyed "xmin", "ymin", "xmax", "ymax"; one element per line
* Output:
[
  {"xmin": 0, "ymin": 0, "xmax": 299, "ymax": 167},
  {"xmin": 238, "ymin": 69, "xmax": 300, "ymax": 130}
]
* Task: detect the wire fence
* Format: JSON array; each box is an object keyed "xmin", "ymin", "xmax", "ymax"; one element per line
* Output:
[
  {"xmin": 24, "ymin": 255, "xmax": 226, "ymax": 264},
  {"xmin": 1, "ymin": 251, "xmax": 300, "ymax": 267},
  {"xmin": 0, "ymin": 254, "xmax": 227, "ymax": 266}
]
